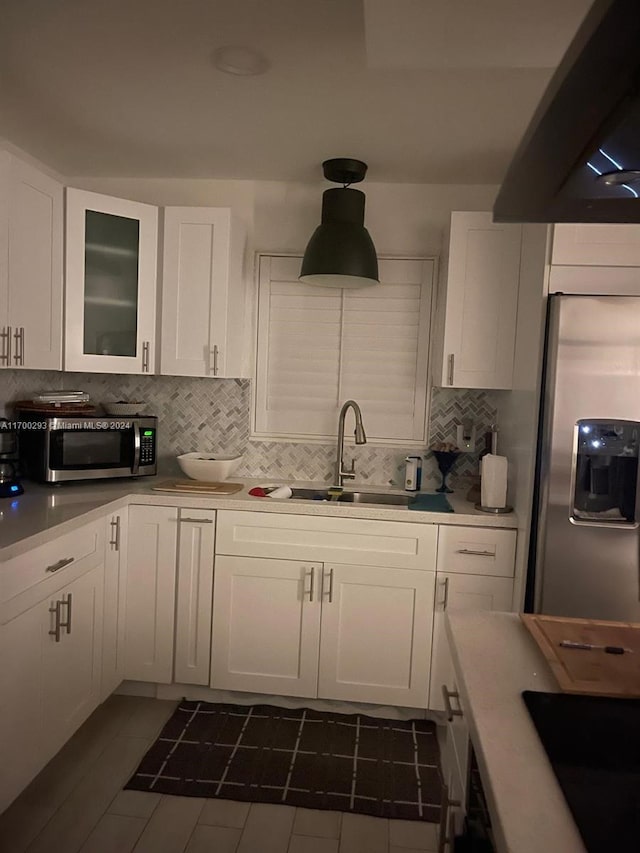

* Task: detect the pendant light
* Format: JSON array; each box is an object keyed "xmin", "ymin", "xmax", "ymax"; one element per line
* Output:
[{"xmin": 300, "ymin": 158, "xmax": 379, "ymax": 288}]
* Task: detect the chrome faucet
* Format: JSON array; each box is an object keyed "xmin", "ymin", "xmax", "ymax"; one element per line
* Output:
[{"xmin": 334, "ymin": 400, "xmax": 367, "ymax": 487}]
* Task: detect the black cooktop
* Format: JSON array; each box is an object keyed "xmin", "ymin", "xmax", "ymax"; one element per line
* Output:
[{"xmin": 522, "ymin": 691, "xmax": 640, "ymax": 853}]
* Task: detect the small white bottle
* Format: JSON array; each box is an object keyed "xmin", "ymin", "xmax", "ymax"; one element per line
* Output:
[{"xmin": 404, "ymin": 456, "xmax": 422, "ymax": 491}]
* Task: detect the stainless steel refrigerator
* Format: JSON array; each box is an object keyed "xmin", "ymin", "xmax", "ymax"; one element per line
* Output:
[{"xmin": 531, "ymin": 294, "xmax": 640, "ymax": 621}]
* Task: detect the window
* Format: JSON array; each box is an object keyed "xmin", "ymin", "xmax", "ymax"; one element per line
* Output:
[{"xmin": 253, "ymin": 255, "xmax": 435, "ymax": 443}]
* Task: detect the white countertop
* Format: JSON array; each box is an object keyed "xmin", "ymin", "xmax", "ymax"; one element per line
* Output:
[
  {"xmin": 446, "ymin": 611, "xmax": 586, "ymax": 853},
  {"xmin": 0, "ymin": 476, "xmax": 517, "ymax": 561}
]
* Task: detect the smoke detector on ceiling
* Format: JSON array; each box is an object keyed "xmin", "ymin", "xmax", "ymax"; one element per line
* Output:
[{"xmin": 212, "ymin": 45, "xmax": 270, "ymax": 76}]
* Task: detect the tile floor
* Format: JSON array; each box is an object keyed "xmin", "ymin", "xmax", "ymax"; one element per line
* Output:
[{"xmin": 0, "ymin": 696, "xmax": 440, "ymax": 853}]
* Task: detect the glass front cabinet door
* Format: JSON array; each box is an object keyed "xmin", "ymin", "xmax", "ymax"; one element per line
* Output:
[{"xmin": 65, "ymin": 189, "xmax": 158, "ymax": 374}]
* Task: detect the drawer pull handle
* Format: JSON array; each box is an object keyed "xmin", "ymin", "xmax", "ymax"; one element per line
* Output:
[
  {"xmin": 59, "ymin": 593, "xmax": 72, "ymax": 634},
  {"xmin": 442, "ymin": 685, "xmax": 463, "ymax": 722},
  {"xmin": 179, "ymin": 517, "xmax": 214, "ymax": 524},
  {"xmin": 45, "ymin": 556, "xmax": 74, "ymax": 574},
  {"xmin": 49, "ymin": 600, "xmax": 62, "ymax": 642},
  {"xmin": 455, "ymin": 549, "xmax": 494, "ymax": 557}
]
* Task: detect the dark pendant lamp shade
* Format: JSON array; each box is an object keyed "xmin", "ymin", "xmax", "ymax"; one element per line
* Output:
[{"xmin": 300, "ymin": 159, "xmax": 379, "ymax": 288}]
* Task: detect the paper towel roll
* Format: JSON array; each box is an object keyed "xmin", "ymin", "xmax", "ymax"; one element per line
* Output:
[
  {"xmin": 267, "ymin": 485, "xmax": 293, "ymax": 499},
  {"xmin": 481, "ymin": 454, "xmax": 508, "ymax": 508}
]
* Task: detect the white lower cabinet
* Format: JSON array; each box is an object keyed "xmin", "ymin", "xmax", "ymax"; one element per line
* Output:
[
  {"xmin": 211, "ymin": 555, "xmax": 435, "ymax": 708},
  {"xmin": 0, "ymin": 558, "xmax": 104, "ymax": 813},
  {"xmin": 174, "ymin": 510, "xmax": 216, "ymax": 685},
  {"xmin": 1, "ymin": 598, "xmax": 47, "ymax": 811},
  {"xmin": 124, "ymin": 505, "xmax": 215, "ymax": 686},
  {"xmin": 211, "ymin": 556, "xmax": 322, "ymax": 697},
  {"xmin": 124, "ymin": 505, "xmax": 178, "ymax": 683},
  {"xmin": 43, "ymin": 566, "xmax": 105, "ymax": 748},
  {"xmin": 429, "ymin": 573, "xmax": 513, "ymax": 711},
  {"xmin": 1, "ymin": 501, "xmax": 519, "ymax": 813},
  {"xmin": 437, "ymin": 628, "xmax": 471, "ymax": 852},
  {"xmin": 317, "ymin": 563, "xmax": 435, "ymax": 707}
]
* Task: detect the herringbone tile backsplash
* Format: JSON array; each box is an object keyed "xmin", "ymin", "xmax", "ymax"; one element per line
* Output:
[{"xmin": 1, "ymin": 371, "xmax": 496, "ymax": 489}]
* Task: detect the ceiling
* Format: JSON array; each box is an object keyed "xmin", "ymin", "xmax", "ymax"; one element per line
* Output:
[{"xmin": 0, "ymin": 0, "xmax": 593, "ymax": 183}]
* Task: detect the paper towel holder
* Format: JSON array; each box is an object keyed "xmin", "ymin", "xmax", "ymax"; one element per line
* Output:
[{"xmin": 474, "ymin": 502, "xmax": 513, "ymax": 514}]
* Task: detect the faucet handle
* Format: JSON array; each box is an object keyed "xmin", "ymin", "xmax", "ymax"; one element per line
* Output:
[{"xmin": 347, "ymin": 458, "xmax": 356, "ymax": 476}]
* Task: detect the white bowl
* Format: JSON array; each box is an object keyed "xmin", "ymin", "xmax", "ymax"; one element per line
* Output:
[
  {"xmin": 177, "ymin": 452, "xmax": 243, "ymax": 482},
  {"xmin": 103, "ymin": 401, "xmax": 147, "ymax": 416}
]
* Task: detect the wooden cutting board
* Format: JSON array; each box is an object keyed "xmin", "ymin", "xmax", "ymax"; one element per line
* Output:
[
  {"xmin": 521, "ymin": 613, "xmax": 640, "ymax": 697},
  {"xmin": 152, "ymin": 480, "xmax": 244, "ymax": 495}
]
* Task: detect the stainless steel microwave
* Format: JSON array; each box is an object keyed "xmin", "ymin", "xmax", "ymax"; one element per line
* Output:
[{"xmin": 16, "ymin": 414, "xmax": 158, "ymax": 483}]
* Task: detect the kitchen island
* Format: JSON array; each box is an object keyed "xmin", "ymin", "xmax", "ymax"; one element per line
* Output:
[{"xmin": 446, "ymin": 611, "xmax": 586, "ymax": 853}]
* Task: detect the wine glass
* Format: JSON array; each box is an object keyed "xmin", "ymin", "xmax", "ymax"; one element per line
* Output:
[{"xmin": 432, "ymin": 450, "xmax": 460, "ymax": 493}]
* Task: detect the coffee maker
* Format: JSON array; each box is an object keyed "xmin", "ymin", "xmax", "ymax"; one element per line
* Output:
[{"xmin": 0, "ymin": 419, "xmax": 23, "ymax": 497}]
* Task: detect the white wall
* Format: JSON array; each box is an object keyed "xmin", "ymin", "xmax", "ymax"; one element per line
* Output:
[{"xmin": 494, "ymin": 224, "xmax": 549, "ymax": 609}]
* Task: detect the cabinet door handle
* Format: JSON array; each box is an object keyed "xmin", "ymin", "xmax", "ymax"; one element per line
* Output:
[
  {"xmin": 0, "ymin": 326, "xmax": 10, "ymax": 366},
  {"xmin": 306, "ymin": 566, "xmax": 315, "ymax": 602},
  {"xmin": 179, "ymin": 517, "xmax": 214, "ymax": 524},
  {"xmin": 45, "ymin": 556, "xmax": 74, "ymax": 574},
  {"xmin": 13, "ymin": 327, "xmax": 22, "ymax": 365},
  {"xmin": 210, "ymin": 344, "xmax": 219, "ymax": 376},
  {"xmin": 456, "ymin": 548, "xmax": 494, "ymax": 557},
  {"xmin": 447, "ymin": 354, "xmax": 455, "ymax": 386},
  {"xmin": 437, "ymin": 783, "xmax": 462, "ymax": 853},
  {"xmin": 19, "ymin": 327, "xmax": 25, "ymax": 365},
  {"xmin": 142, "ymin": 340, "xmax": 150, "ymax": 372},
  {"xmin": 323, "ymin": 567, "xmax": 334, "ymax": 603},
  {"xmin": 438, "ymin": 577, "xmax": 450, "ymax": 610},
  {"xmin": 442, "ymin": 685, "xmax": 464, "ymax": 722},
  {"xmin": 109, "ymin": 516, "xmax": 121, "ymax": 551},
  {"xmin": 447, "ymin": 808, "xmax": 458, "ymax": 851},
  {"xmin": 59, "ymin": 593, "xmax": 72, "ymax": 635},
  {"xmin": 49, "ymin": 600, "xmax": 62, "ymax": 642}
]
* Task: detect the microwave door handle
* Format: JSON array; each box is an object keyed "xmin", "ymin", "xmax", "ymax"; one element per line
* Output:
[{"xmin": 132, "ymin": 423, "xmax": 141, "ymax": 474}]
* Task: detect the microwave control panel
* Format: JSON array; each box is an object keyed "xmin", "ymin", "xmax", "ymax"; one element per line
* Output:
[{"xmin": 140, "ymin": 428, "xmax": 156, "ymax": 467}]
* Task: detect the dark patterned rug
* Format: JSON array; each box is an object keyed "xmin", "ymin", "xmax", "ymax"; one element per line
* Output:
[{"xmin": 125, "ymin": 700, "xmax": 443, "ymax": 822}]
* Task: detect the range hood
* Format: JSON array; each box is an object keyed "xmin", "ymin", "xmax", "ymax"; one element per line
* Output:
[{"xmin": 494, "ymin": 0, "xmax": 640, "ymax": 223}]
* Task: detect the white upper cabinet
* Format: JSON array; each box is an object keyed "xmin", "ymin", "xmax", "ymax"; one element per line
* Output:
[
  {"xmin": 0, "ymin": 151, "xmax": 63, "ymax": 370},
  {"xmin": 551, "ymin": 223, "xmax": 640, "ymax": 266},
  {"xmin": 160, "ymin": 207, "xmax": 247, "ymax": 378},
  {"xmin": 65, "ymin": 188, "xmax": 158, "ymax": 374},
  {"xmin": 435, "ymin": 211, "xmax": 522, "ymax": 390}
]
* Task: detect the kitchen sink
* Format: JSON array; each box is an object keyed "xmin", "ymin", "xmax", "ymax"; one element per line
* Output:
[{"xmin": 289, "ymin": 488, "xmax": 412, "ymax": 507}]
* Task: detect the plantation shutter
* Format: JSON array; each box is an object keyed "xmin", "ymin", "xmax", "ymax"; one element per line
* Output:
[{"xmin": 254, "ymin": 255, "xmax": 434, "ymax": 442}]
